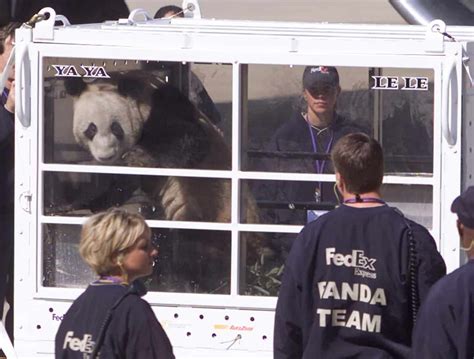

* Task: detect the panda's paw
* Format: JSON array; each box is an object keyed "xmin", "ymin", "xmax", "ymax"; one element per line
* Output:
[
  {"xmin": 160, "ymin": 177, "xmax": 196, "ymax": 221},
  {"xmin": 121, "ymin": 146, "xmax": 158, "ymax": 167}
]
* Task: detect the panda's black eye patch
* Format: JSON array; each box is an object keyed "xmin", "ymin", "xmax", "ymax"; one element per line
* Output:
[
  {"xmin": 111, "ymin": 121, "xmax": 124, "ymax": 141},
  {"xmin": 84, "ymin": 123, "xmax": 97, "ymax": 140}
]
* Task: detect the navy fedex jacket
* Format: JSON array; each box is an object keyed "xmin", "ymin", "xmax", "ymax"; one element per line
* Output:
[
  {"xmin": 55, "ymin": 283, "xmax": 175, "ymax": 359},
  {"xmin": 274, "ymin": 204, "xmax": 446, "ymax": 359},
  {"xmin": 412, "ymin": 260, "xmax": 474, "ymax": 359}
]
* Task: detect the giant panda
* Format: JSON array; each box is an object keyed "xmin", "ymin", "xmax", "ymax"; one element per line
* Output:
[
  {"xmin": 65, "ymin": 73, "xmax": 239, "ymax": 222},
  {"xmin": 65, "ymin": 72, "xmax": 154, "ymax": 165},
  {"xmin": 64, "ymin": 72, "xmax": 261, "ymax": 293}
]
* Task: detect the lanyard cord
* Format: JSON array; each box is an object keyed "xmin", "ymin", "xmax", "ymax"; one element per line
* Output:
[
  {"xmin": 306, "ymin": 121, "xmax": 334, "ymax": 174},
  {"xmin": 1, "ymin": 88, "xmax": 9, "ymax": 106},
  {"xmin": 92, "ymin": 276, "xmax": 128, "ymax": 286},
  {"xmin": 343, "ymin": 196, "xmax": 386, "ymax": 205}
]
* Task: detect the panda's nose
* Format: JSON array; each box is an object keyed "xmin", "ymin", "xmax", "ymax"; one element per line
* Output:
[{"xmin": 91, "ymin": 135, "xmax": 120, "ymax": 163}]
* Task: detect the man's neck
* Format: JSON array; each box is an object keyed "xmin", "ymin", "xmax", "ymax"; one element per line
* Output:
[{"xmin": 342, "ymin": 191, "xmax": 384, "ymax": 207}]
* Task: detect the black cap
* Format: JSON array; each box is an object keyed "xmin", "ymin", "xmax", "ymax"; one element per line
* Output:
[
  {"xmin": 303, "ymin": 66, "xmax": 340, "ymax": 90},
  {"xmin": 451, "ymin": 186, "xmax": 474, "ymax": 229}
]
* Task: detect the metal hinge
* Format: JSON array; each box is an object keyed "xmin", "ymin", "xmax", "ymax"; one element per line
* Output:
[
  {"xmin": 425, "ymin": 19, "xmax": 447, "ymax": 53},
  {"xmin": 19, "ymin": 191, "xmax": 32, "ymax": 213}
]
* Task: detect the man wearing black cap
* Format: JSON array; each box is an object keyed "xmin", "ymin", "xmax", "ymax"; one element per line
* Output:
[
  {"xmin": 261, "ymin": 66, "xmax": 363, "ymax": 227},
  {"xmin": 412, "ymin": 186, "xmax": 474, "ymax": 358}
]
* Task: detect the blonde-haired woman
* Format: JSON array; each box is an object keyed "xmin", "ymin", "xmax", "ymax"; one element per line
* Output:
[{"xmin": 55, "ymin": 209, "xmax": 175, "ymax": 358}]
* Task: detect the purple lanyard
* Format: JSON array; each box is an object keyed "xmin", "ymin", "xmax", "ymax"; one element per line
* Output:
[
  {"xmin": 307, "ymin": 122, "xmax": 334, "ymax": 174},
  {"xmin": 1, "ymin": 89, "xmax": 8, "ymax": 106},
  {"xmin": 344, "ymin": 196, "xmax": 386, "ymax": 205},
  {"xmin": 93, "ymin": 276, "xmax": 128, "ymax": 285}
]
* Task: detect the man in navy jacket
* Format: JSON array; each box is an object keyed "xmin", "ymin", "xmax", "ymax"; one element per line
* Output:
[
  {"xmin": 274, "ymin": 133, "xmax": 446, "ymax": 358},
  {"xmin": 412, "ymin": 186, "xmax": 474, "ymax": 359}
]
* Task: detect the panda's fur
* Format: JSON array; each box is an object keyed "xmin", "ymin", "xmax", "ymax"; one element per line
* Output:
[{"xmin": 65, "ymin": 72, "xmax": 259, "ymax": 224}]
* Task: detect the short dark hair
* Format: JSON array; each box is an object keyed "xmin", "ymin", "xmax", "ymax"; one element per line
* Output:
[
  {"xmin": 154, "ymin": 5, "xmax": 184, "ymax": 19},
  {"xmin": 331, "ymin": 133, "xmax": 384, "ymax": 194},
  {"xmin": 0, "ymin": 22, "xmax": 21, "ymax": 54}
]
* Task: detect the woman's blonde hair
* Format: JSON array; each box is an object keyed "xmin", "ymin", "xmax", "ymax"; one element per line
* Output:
[{"xmin": 79, "ymin": 209, "xmax": 151, "ymax": 276}]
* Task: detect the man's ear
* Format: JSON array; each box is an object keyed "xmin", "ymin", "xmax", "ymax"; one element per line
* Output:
[
  {"xmin": 303, "ymin": 89, "xmax": 309, "ymax": 102},
  {"xmin": 336, "ymin": 85, "xmax": 342, "ymax": 96},
  {"xmin": 335, "ymin": 172, "xmax": 344, "ymax": 192},
  {"xmin": 457, "ymin": 219, "xmax": 464, "ymax": 238}
]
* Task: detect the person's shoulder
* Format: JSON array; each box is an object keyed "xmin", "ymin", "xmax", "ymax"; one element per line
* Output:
[
  {"xmin": 436, "ymin": 261, "xmax": 474, "ymax": 290},
  {"xmin": 0, "ymin": 104, "xmax": 13, "ymax": 115},
  {"xmin": 121, "ymin": 293, "xmax": 153, "ymax": 315},
  {"xmin": 423, "ymin": 262, "xmax": 474, "ymax": 307},
  {"xmin": 298, "ymin": 207, "xmax": 339, "ymax": 238},
  {"xmin": 404, "ymin": 217, "xmax": 434, "ymax": 239},
  {"xmin": 80, "ymin": 284, "xmax": 126, "ymax": 303},
  {"xmin": 273, "ymin": 111, "xmax": 306, "ymax": 138}
]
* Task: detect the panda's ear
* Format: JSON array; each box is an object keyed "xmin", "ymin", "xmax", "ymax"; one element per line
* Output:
[
  {"xmin": 117, "ymin": 76, "xmax": 146, "ymax": 99},
  {"xmin": 64, "ymin": 77, "xmax": 88, "ymax": 97}
]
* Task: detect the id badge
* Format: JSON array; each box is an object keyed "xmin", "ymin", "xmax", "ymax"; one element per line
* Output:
[{"xmin": 307, "ymin": 209, "xmax": 327, "ymax": 223}]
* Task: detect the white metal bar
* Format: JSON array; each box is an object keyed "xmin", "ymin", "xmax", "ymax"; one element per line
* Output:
[
  {"xmin": 240, "ymin": 171, "xmax": 434, "ymax": 185},
  {"xmin": 439, "ymin": 49, "xmax": 464, "ymax": 272},
  {"xmin": 230, "ymin": 63, "xmax": 242, "ymax": 297},
  {"xmin": 41, "ymin": 164, "xmax": 435, "ymax": 184},
  {"xmin": 382, "ymin": 175, "xmax": 434, "ymax": 185},
  {"xmin": 35, "ymin": 43, "xmax": 448, "ymax": 71},
  {"xmin": 432, "ymin": 63, "xmax": 443, "ymax": 249},
  {"xmin": 40, "ymin": 215, "xmax": 303, "ymax": 235},
  {"xmin": 40, "ymin": 215, "xmax": 232, "ymax": 230},
  {"xmin": 38, "ymin": 19, "xmax": 474, "ymax": 42},
  {"xmin": 33, "ymin": 287, "xmax": 278, "ymax": 310},
  {"xmin": 40, "ymin": 163, "xmax": 233, "ymax": 178}
]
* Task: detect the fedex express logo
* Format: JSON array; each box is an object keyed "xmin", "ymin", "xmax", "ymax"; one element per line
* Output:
[
  {"xmin": 311, "ymin": 66, "xmax": 330, "ymax": 74},
  {"xmin": 52, "ymin": 64, "xmax": 110, "ymax": 78},
  {"xmin": 326, "ymin": 247, "xmax": 376, "ymax": 271},
  {"xmin": 63, "ymin": 331, "xmax": 95, "ymax": 354}
]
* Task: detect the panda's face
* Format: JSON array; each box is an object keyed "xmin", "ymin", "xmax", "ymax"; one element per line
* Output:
[{"xmin": 72, "ymin": 85, "xmax": 146, "ymax": 164}]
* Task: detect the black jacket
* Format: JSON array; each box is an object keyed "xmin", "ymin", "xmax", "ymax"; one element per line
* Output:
[
  {"xmin": 412, "ymin": 260, "xmax": 474, "ymax": 359},
  {"xmin": 55, "ymin": 283, "xmax": 175, "ymax": 359},
  {"xmin": 274, "ymin": 204, "xmax": 446, "ymax": 359}
]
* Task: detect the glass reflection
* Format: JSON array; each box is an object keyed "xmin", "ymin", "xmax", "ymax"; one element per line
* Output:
[
  {"xmin": 150, "ymin": 229, "xmax": 231, "ymax": 294},
  {"xmin": 43, "ymin": 224, "xmax": 231, "ymax": 294},
  {"xmin": 43, "ymin": 224, "xmax": 94, "ymax": 288},
  {"xmin": 382, "ymin": 184, "xmax": 433, "ymax": 229},
  {"xmin": 243, "ymin": 179, "xmax": 337, "ymax": 225},
  {"xmin": 43, "ymin": 58, "xmax": 231, "ymax": 169},
  {"xmin": 240, "ymin": 232, "xmax": 295, "ymax": 296},
  {"xmin": 43, "ymin": 172, "xmax": 231, "ymax": 222},
  {"xmin": 243, "ymin": 65, "xmax": 433, "ymax": 176}
]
